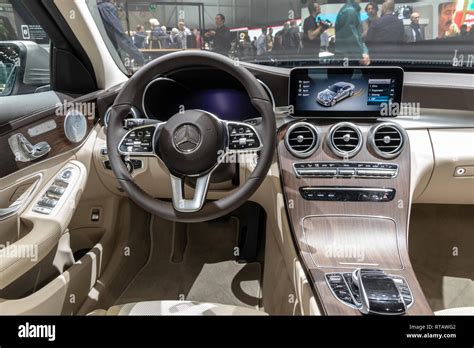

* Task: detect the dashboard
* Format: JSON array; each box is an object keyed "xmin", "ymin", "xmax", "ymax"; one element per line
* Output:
[
  {"xmin": 97, "ymin": 62, "xmax": 471, "ymax": 316},
  {"xmin": 139, "ymin": 66, "xmax": 405, "ymax": 123},
  {"xmin": 96, "ymin": 62, "xmax": 474, "ymax": 209},
  {"xmin": 142, "ymin": 68, "xmax": 265, "ymax": 123}
]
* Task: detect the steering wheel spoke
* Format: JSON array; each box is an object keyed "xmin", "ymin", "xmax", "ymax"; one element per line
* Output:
[
  {"xmin": 225, "ymin": 121, "xmax": 263, "ymax": 154},
  {"xmin": 170, "ymin": 173, "xmax": 212, "ymax": 213},
  {"xmin": 118, "ymin": 120, "xmax": 163, "ymax": 157}
]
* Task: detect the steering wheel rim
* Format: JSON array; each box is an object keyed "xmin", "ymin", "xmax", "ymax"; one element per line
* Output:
[{"xmin": 107, "ymin": 51, "xmax": 275, "ymax": 223}]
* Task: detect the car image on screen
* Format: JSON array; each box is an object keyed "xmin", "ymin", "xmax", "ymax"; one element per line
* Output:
[{"xmin": 316, "ymin": 82, "xmax": 355, "ymax": 107}]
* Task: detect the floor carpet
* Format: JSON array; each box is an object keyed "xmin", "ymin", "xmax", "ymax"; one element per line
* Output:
[
  {"xmin": 116, "ymin": 216, "xmax": 262, "ymax": 310},
  {"xmin": 409, "ymin": 204, "xmax": 474, "ymax": 312}
]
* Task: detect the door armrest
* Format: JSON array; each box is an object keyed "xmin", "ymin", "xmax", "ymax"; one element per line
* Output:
[{"xmin": 0, "ymin": 161, "xmax": 87, "ymax": 290}]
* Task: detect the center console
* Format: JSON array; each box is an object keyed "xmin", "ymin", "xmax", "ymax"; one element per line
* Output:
[
  {"xmin": 278, "ymin": 121, "xmax": 432, "ymax": 315},
  {"xmin": 278, "ymin": 67, "xmax": 432, "ymax": 315}
]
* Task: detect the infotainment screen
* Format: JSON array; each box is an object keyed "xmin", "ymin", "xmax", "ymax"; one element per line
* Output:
[{"xmin": 289, "ymin": 67, "xmax": 404, "ymax": 118}]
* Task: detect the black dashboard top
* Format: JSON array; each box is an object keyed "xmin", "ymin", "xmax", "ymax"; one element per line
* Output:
[{"xmin": 142, "ymin": 68, "xmax": 263, "ymax": 123}]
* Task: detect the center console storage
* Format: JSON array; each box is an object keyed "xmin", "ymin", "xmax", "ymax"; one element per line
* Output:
[
  {"xmin": 302, "ymin": 216, "xmax": 403, "ymax": 269},
  {"xmin": 277, "ymin": 120, "xmax": 432, "ymax": 315}
]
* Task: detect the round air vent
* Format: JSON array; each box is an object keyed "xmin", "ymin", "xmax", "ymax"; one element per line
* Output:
[
  {"xmin": 327, "ymin": 122, "xmax": 363, "ymax": 158},
  {"xmin": 368, "ymin": 123, "xmax": 406, "ymax": 159},
  {"xmin": 285, "ymin": 122, "xmax": 320, "ymax": 158}
]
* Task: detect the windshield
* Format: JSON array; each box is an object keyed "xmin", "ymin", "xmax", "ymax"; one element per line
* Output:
[{"xmin": 89, "ymin": 0, "xmax": 474, "ymax": 75}]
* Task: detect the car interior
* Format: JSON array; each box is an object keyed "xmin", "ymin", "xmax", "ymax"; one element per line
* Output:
[{"xmin": 0, "ymin": 0, "xmax": 473, "ymax": 318}]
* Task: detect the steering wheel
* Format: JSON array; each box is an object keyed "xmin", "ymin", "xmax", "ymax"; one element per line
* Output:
[{"xmin": 107, "ymin": 51, "xmax": 275, "ymax": 223}]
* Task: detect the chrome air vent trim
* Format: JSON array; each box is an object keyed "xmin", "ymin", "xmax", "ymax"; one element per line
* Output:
[
  {"xmin": 368, "ymin": 123, "xmax": 406, "ymax": 159},
  {"xmin": 327, "ymin": 122, "xmax": 363, "ymax": 158},
  {"xmin": 285, "ymin": 122, "xmax": 320, "ymax": 158}
]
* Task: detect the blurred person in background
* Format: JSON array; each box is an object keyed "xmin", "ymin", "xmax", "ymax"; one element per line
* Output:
[
  {"xmin": 193, "ymin": 28, "xmax": 202, "ymax": 49},
  {"xmin": 170, "ymin": 28, "xmax": 180, "ymax": 48},
  {"xmin": 251, "ymin": 36, "xmax": 258, "ymax": 55},
  {"xmin": 204, "ymin": 14, "xmax": 232, "ymax": 55},
  {"xmin": 238, "ymin": 32, "xmax": 254, "ymax": 59},
  {"xmin": 362, "ymin": 2, "xmax": 379, "ymax": 40},
  {"xmin": 301, "ymin": 1, "xmax": 326, "ymax": 57},
  {"xmin": 177, "ymin": 21, "xmax": 192, "ymax": 49},
  {"xmin": 149, "ymin": 18, "xmax": 164, "ymax": 48},
  {"xmin": 438, "ymin": 2, "xmax": 459, "ymax": 38},
  {"xmin": 266, "ymin": 27, "xmax": 274, "ymax": 52},
  {"xmin": 335, "ymin": 0, "xmax": 370, "ymax": 65},
  {"xmin": 366, "ymin": 0, "xmax": 405, "ymax": 47},
  {"xmin": 98, "ymin": 0, "xmax": 144, "ymax": 66},
  {"xmin": 159, "ymin": 26, "xmax": 173, "ymax": 48},
  {"xmin": 467, "ymin": 25, "xmax": 474, "ymax": 38},
  {"xmin": 405, "ymin": 12, "xmax": 425, "ymax": 42},
  {"xmin": 256, "ymin": 27, "xmax": 268, "ymax": 56},
  {"xmin": 133, "ymin": 25, "xmax": 147, "ymax": 49},
  {"xmin": 273, "ymin": 22, "xmax": 289, "ymax": 52},
  {"xmin": 320, "ymin": 30, "xmax": 329, "ymax": 51},
  {"xmin": 286, "ymin": 20, "xmax": 301, "ymax": 54}
]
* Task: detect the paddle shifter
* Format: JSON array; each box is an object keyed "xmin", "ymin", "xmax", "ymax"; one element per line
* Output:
[{"xmin": 326, "ymin": 268, "xmax": 414, "ymax": 315}]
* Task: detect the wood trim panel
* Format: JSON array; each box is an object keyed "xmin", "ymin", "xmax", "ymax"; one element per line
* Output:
[
  {"xmin": 277, "ymin": 120, "xmax": 433, "ymax": 315},
  {"xmin": 0, "ymin": 108, "xmax": 96, "ymax": 179},
  {"xmin": 302, "ymin": 215, "xmax": 403, "ymax": 269}
]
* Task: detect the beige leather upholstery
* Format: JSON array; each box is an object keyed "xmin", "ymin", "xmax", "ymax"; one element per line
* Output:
[
  {"xmin": 435, "ymin": 307, "xmax": 474, "ymax": 316},
  {"xmin": 89, "ymin": 301, "xmax": 267, "ymax": 316}
]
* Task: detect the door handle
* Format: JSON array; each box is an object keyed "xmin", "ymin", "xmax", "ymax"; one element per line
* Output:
[
  {"xmin": 0, "ymin": 178, "xmax": 40, "ymax": 220},
  {"xmin": 8, "ymin": 133, "xmax": 51, "ymax": 162},
  {"xmin": 0, "ymin": 198, "xmax": 24, "ymax": 219}
]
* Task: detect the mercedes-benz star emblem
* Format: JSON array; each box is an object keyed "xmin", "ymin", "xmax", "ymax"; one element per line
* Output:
[{"xmin": 173, "ymin": 124, "xmax": 202, "ymax": 153}]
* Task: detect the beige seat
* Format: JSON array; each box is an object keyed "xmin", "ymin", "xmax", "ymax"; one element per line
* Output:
[
  {"xmin": 89, "ymin": 300, "xmax": 267, "ymax": 316},
  {"xmin": 435, "ymin": 307, "xmax": 474, "ymax": 316}
]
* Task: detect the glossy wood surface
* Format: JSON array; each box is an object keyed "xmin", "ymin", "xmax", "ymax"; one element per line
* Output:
[
  {"xmin": 277, "ymin": 120, "xmax": 433, "ymax": 315},
  {"xmin": 0, "ymin": 108, "xmax": 96, "ymax": 178}
]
